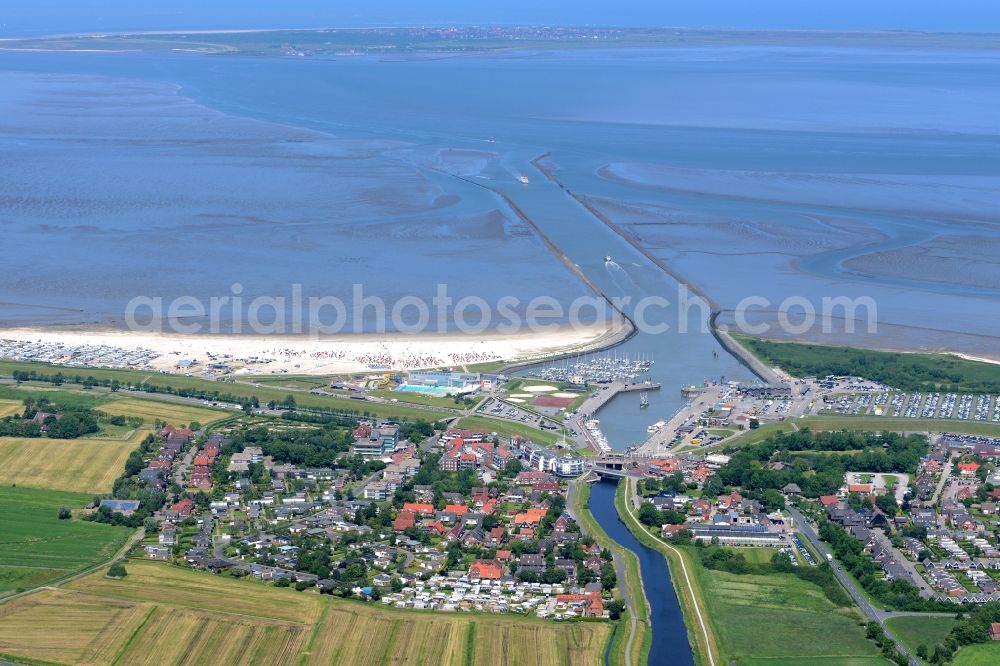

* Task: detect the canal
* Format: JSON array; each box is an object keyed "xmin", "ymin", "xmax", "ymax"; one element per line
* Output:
[{"xmin": 589, "ymin": 480, "xmax": 694, "ymax": 666}]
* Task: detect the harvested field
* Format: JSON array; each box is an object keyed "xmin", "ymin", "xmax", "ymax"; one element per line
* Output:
[
  {"xmin": 113, "ymin": 606, "xmax": 307, "ymax": 666},
  {"xmin": 0, "ymin": 589, "xmax": 148, "ymax": 665},
  {"xmin": 0, "ymin": 429, "xmax": 147, "ymax": 493},
  {"xmin": 0, "ymin": 400, "xmax": 21, "ymax": 418},
  {"xmin": 98, "ymin": 397, "xmax": 227, "ymax": 426},
  {"xmin": 67, "ymin": 561, "xmax": 323, "ymax": 625},
  {"xmin": 0, "ymin": 562, "xmax": 613, "ymax": 666}
]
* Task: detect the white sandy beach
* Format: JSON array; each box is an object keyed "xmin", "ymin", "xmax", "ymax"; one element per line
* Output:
[{"xmin": 0, "ymin": 321, "xmax": 628, "ymax": 376}]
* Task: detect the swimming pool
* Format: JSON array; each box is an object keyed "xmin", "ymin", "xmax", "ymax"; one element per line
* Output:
[{"xmin": 394, "ymin": 384, "xmax": 454, "ymax": 397}]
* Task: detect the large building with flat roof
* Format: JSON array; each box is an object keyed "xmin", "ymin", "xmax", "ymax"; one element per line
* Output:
[{"xmin": 688, "ymin": 524, "xmax": 784, "ymax": 547}]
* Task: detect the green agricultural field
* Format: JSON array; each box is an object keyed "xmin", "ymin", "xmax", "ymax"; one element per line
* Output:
[
  {"xmin": 456, "ymin": 415, "xmax": 566, "ymax": 447},
  {"xmin": 737, "ymin": 337, "xmax": 1000, "ymax": 393},
  {"xmin": 954, "ymin": 642, "xmax": 1000, "ymax": 665},
  {"xmin": 690, "ymin": 561, "xmax": 883, "ymax": 664},
  {"xmin": 0, "ymin": 487, "xmax": 131, "ymax": 597},
  {"xmin": 0, "ymin": 561, "xmax": 622, "ymax": 665},
  {"xmin": 0, "ymin": 428, "xmax": 147, "ymax": 493},
  {"xmin": 98, "ymin": 396, "xmax": 228, "ymax": 426},
  {"xmin": 885, "ymin": 615, "xmax": 958, "ymax": 656},
  {"xmin": 0, "ymin": 383, "xmax": 109, "ymax": 410}
]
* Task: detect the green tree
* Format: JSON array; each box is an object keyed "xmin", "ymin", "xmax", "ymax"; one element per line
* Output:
[
  {"xmin": 107, "ymin": 562, "xmax": 127, "ymax": 578},
  {"xmin": 605, "ymin": 599, "xmax": 625, "ymax": 620}
]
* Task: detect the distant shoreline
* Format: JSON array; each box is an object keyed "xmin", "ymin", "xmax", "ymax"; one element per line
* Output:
[{"xmin": 3, "ymin": 26, "xmax": 999, "ymax": 56}]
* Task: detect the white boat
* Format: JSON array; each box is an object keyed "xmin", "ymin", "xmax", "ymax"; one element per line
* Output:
[
  {"xmin": 604, "ymin": 255, "xmax": 612, "ymax": 263},
  {"xmin": 646, "ymin": 419, "xmax": 666, "ymax": 433},
  {"xmin": 519, "ymin": 175, "xmax": 530, "ymax": 184}
]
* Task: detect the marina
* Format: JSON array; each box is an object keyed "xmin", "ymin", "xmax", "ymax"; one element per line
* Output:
[{"xmin": 528, "ymin": 353, "xmax": 654, "ymax": 385}]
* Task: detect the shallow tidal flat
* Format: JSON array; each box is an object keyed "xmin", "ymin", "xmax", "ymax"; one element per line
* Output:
[
  {"xmin": 0, "ymin": 71, "xmax": 595, "ymax": 331},
  {"xmin": 585, "ymin": 158, "xmax": 1000, "ymax": 360}
]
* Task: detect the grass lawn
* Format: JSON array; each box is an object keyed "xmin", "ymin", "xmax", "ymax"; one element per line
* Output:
[
  {"xmin": 885, "ymin": 615, "xmax": 958, "ymax": 656},
  {"xmin": 456, "ymin": 415, "xmax": 566, "ymax": 447},
  {"xmin": 0, "ymin": 561, "xmax": 620, "ymax": 665},
  {"xmin": 739, "ymin": 658, "xmax": 888, "ymax": 666},
  {"xmin": 713, "ymin": 422, "xmax": 795, "ymax": 450},
  {"xmin": 0, "ymin": 428, "xmax": 147, "ymax": 493},
  {"xmin": 0, "ymin": 487, "xmax": 131, "ymax": 597},
  {"xmin": 954, "ymin": 642, "xmax": 1000, "ymax": 666}
]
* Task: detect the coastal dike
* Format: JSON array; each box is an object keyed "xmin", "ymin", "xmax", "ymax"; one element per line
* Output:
[
  {"xmin": 428, "ymin": 166, "xmax": 639, "ymax": 376},
  {"xmin": 529, "ymin": 153, "xmax": 782, "ymax": 387}
]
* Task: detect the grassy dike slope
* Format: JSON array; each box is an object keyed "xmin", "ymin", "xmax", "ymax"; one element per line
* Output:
[
  {"xmin": 0, "ymin": 360, "xmax": 451, "ymax": 423},
  {"xmin": 570, "ymin": 481, "xmax": 649, "ymax": 666},
  {"xmin": 615, "ymin": 480, "xmax": 720, "ymax": 666}
]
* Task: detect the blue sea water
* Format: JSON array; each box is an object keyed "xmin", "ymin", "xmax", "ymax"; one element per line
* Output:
[{"xmin": 1, "ymin": 45, "xmax": 998, "ymax": 382}]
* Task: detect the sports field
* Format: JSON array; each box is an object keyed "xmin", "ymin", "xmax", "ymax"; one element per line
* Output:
[
  {"xmin": 0, "ymin": 428, "xmax": 146, "ymax": 493},
  {"xmin": 0, "ymin": 487, "xmax": 131, "ymax": 596},
  {"xmin": 0, "ymin": 561, "xmax": 616, "ymax": 665},
  {"xmin": 99, "ymin": 396, "xmax": 227, "ymax": 426}
]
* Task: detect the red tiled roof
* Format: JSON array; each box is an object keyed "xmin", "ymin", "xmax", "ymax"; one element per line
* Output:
[{"xmin": 469, "ymin": 559, "xmax": 503, "ymax": 579}]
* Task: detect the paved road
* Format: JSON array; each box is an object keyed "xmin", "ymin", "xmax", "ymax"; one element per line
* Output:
[
  {"xmin": 788, "ymin": 506, "xmax": 919, "ymax": 665},
  {"xmin": 930, "ymin": 451, "xmax": 957, "ymax": 506}
]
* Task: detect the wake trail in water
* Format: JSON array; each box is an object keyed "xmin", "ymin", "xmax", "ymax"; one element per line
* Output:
[{"xmin": 605, "ymin": 260, "xmax": 639, "ymax": 291}]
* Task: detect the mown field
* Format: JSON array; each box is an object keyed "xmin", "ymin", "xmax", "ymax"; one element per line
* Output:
[
  {"xmin": 884, "ymin": 615, "xmax": 958, "ymax": 657},
  {"xmin": 953, "ymin": 642, "xmax": 1000, "ymax": 666},
  {"xmin": 456, "ymin": 414, "xmax": 565, "ymax": 447},
  {"xmin": 368, "ymin": 388, "xmax": 464, "ymax": 410},
  {"xmin": 0, "ymin": 399, "xmax": 22, "ymax": 418},
  {"xmin": 98, "ymin": 397, "xmax": 227, "ymax": 427},
  {"xmin": 689, "ymin": 560, "xmax": 884, "ymax": 664},
  {"xmin": 0, "ymin": 561, "xmax": 614, "ymax": 665},
  {"xmin": 0, "ymin": 428, "xmax": 146, "ymax": 493},
  {"xmin": 0, "ymin": 487, "xmax": 131, "ymax": 597}
]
